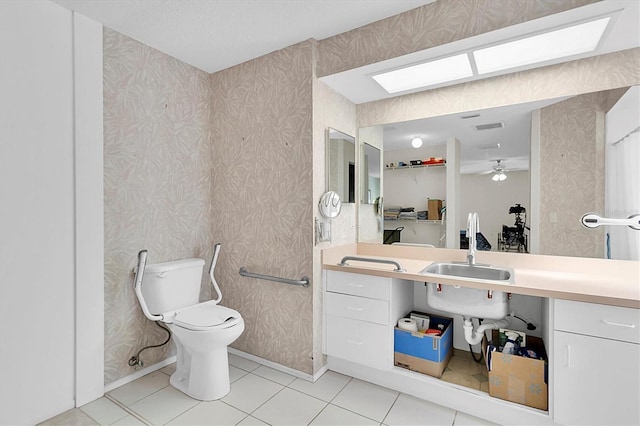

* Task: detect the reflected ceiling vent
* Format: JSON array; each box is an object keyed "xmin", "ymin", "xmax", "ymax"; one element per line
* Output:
[
  {"xmin": 461, "ymin": 114, "xmax": 481, "ymax": 119},
  {"xmin": 478, "ymin": 142, "xmax": 501, "ymax": 150},
  {"xmin": 475, "ymin": 122, "xmax": 505, "ymax": 131}
]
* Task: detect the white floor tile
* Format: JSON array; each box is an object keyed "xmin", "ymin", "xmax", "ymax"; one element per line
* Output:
[
  {"xmin": 108, "ymin": 371, "xmax": 170, "ymax": 406},
  {"xmin": 252, "ymin": 365, "xmax": 296, "ymax": 386},
  {"xmin": 166, "ymin": 400, "xmax": 246, "ymax": 425},
  {"xmin": 229, "ymin": 365, "xmax": 248, "ymax": 383},
  {"xmin": 288, "ymin": 371, "xmax": 351, "ymax": 402},
  {"xmin": 332, "ymin": 379, "xmax": 399, "ymax": 422},
  {"xmin": 221, "ymin": 373, "xmax": 283, "ymax": 413},
  {"xmin": 252, "ymin": 388, "xmax": 326, "ymax": 426},
  {"xmin": 453, "ymin": 412, "xmax": 499, "ymax": 425},
  {"xmin": 310, "ymin": 404, "xmax": 379, "ymax": 426},
  {"xmin": 110, "ymin": 415, "xmax": 147, "ymax": 426},
  {"xmin": 228, "ymin": 353, "xmax": 261, "ymax": 372},
  {"xmin": 80, "ymin": 397, "xmax": 129, "ymax": 425},
  {"xmin": 38, "ymin": 408, "xmax": 99, "ymax": 426},
  {"xmin": 128, "ymin": 386, "xmax": 199, "ymax": 425},
  {"xmin": 236, "ymin": 416, "xmax": 268, "ymax": 426},
  {"xmin": 383, "ymin": 394, "xmax": 455, "ymax": 426}
]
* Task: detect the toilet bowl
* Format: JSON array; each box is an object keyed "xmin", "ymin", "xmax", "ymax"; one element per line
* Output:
[
  {"xmin": 133, "ymin": 246, "xmax": 244, "ymax": 401},
  {"xmin": 168, "ymin": 301, "xmax": 244, "ymax": 400}
]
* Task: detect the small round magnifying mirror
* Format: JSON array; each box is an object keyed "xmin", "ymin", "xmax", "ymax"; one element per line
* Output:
[{"xmin": 319, "ymin": 191, "xmax": 342, "ymax": 219}]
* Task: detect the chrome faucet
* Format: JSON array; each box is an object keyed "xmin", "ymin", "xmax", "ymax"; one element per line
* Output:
[{"xmin": 466, "ymin": 212, "xmax": 479, "ymax": 265}]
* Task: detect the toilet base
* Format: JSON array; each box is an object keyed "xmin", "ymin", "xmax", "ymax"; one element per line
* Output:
[
  {"xmin": 169, "ymin": 346, "xmax": 231, "ymax": 401},
  {"xmin": 167, "ymin": 320, "xmax": 244, "ymax": 401}
]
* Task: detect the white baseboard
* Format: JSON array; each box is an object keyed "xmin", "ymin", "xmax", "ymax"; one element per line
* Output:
[
  {"xmin": 104, "ymin": 349, "xmax": 329, "ymax": 393},
  {"xmin": 228, "ymin": 348, "xmax": 326, "ymax": 382},
  {"xmin": 104, "ymin": 355, "xmax": 177, "ymax": 393}
]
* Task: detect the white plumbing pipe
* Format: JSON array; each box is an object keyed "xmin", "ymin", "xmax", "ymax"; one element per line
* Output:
[{"xmin": 463, "ymin": 317, "xmax": 510, "ymax": 345}]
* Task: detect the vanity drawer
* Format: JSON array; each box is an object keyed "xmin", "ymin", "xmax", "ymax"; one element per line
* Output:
[
  {"xmin": 326, "ymin": 270, "xmax": 390, "ymax": 300},
  {"xmin": 325, "ymin": 315, "xmax": 389, "ymax": 370},
  {"xmin": 325, "ymin": 292, "xmax": 389, "ymax": 325},
  {"xmin": 555, "ymin": 299, "xmax": 640, "ymax": 344}
]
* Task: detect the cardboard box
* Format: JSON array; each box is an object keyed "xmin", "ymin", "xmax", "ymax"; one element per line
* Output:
[
  {"xmin": 394, "ymin": 313, "xmax": 453, "ymax": 378},
  {"xmin": 483, "ymin": 330, "xmax": 548, "ymax": 411},
  {"xmin": 427, "ymin": 199, "xmax": 443, "ymax": 220}
]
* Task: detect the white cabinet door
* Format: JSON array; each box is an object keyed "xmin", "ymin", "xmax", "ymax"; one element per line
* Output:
[
  {"xmin": 326, "ymin": 315, "xmax": 390, "ymax": 370},
  {"xmin": 554, "ymin": 331, "xmax": 640, "ymax": 425}
]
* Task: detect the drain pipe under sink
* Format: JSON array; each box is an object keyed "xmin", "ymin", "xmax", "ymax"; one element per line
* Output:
[{"xmin": 463, "ymin": 317, "xmax": 510, "ymax": 345}]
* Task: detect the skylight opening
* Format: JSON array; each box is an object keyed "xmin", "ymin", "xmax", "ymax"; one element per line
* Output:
[
  {"xmin": 371, "ymin": 16, "xmax": 612, "ymax": 94},
  {"xmin": 372, "ymin": 54, "xmax": 473, "ymax": 94},
  {"xmin": 473, "ymin": 17, "xmax": 610, "ymax": 74}
]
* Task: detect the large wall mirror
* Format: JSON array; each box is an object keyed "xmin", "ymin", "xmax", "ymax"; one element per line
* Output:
[
  {"xmin": 357, "ymin": 83, "xmax": 638, "ymax": 260},
  {"xmin": 326, "ymin": 128, "xmax": 355, "ymax": 203}
]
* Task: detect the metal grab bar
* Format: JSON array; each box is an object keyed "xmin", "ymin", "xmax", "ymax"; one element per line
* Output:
[
  {"xmin": 239, "ymin": 267, "xmax": 310, "ymax": 287},
  {"xmin": 338, "ymin": 256, "xmax": 405, "ymax": 272}
]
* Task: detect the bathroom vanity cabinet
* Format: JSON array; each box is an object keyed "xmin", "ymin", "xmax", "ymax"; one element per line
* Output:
[
  {"xmin": 322, "ymin": 251, "xmax": 640, "ymax": 426},
  {"xmin": 324, "ymin": 271, "xmax": 412, "ymax": 371},
  {"xmin": 552, "ymin": 300, "xmax": 640, "ymax": 425}
]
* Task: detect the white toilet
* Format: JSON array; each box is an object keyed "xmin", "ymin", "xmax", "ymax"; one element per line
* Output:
[{"xmin": 133, "ymin": 245, "xmax": 244, "ymax": 401}]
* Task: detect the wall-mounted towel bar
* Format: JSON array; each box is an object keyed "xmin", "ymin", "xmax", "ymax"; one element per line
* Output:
[
  {"xmin": 338, "ymin": 256, "xmax": 405, "ymax": 272},
  {"xmin": 239, "ymin": 267, "xmax": 310, "ymax": 287}
]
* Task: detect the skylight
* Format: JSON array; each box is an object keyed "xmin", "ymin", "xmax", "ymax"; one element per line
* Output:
[
  {"xmin": 371, "ymin": 16, "xmax": 611, "ymax": 94},
  {"xmin": 473, "ymin": 17, "xmax": 611, "ymax": 74},
  {"xmin": 372, "ymin": 54, "xmax": 473, "ymax": 94}
]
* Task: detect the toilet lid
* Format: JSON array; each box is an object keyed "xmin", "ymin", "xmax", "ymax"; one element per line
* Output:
[{"xmin": 172, "ymin": 302, "xmax": 242, "ymax": 331}]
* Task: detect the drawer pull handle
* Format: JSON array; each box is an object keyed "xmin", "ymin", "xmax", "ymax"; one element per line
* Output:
[
  {"xmin": 347, "ymin": 283, "xmax": 364, "ymax": 288},
  {"xmin": 347, "ymin": 305, "xmax": 364, "ymax": 312},
  {"xmin": 347, "ymin": 338, "xmax": 364, "ymax": 345},
  {"xmin": 602, "ymin": 319, "xmax": 636, "ymax": 328}
]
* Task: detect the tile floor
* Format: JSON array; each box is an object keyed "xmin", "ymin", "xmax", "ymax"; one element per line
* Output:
[{"xmin": 40, "ymin": 352, "xmax": 497, "ymax": 426}]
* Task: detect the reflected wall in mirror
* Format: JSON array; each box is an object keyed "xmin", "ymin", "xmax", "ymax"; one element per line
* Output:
[
  {"xmin": 327, "ymin": 128, "xmax": 355, "ymax": 203},
  {"xmin": 362, "ymin": 143, "xmax": 381, "ymax": 204},
  {"xmin": 358, "ymin": 125, "xmax": 384, "ymax": 243}
]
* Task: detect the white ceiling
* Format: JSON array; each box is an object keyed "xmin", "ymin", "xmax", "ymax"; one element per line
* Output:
[{"xmin": 53, "ymin": 0, "xmax": 434, "ymax": 74}]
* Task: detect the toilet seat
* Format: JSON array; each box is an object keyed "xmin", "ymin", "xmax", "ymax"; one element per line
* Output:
[{"xmin": 170, "ymin": 301, "xmax": 242, "ymax": 331}]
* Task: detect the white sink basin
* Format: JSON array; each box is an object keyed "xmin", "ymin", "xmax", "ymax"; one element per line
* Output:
[
  {"xmin": 420, "ymin": 262, "xmax": 513, "ymax": 319},
  {"xmin": 424, "ymin": 283, "xmax": 509, "ymax": 319}
]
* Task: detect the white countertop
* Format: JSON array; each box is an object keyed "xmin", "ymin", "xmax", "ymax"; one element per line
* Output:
[{"xmin": 322, "ymin": 243, "xmax": 640, "ymax": 309}]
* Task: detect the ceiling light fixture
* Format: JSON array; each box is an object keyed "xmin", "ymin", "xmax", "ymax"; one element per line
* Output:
[
  {"xmin": 411, "ymin": 137, "xmax": 423, "ymax": 148},
  {"xmin": 372, "ymin": 54, "xmax": 473, "ymax": 94},
  {"xmin": 473, "ymin": 17, "xmax": 610, "ymax": 74},
  {"xmin": 492, "ymin": 171, "xmax": 507, "ymax": 182}
]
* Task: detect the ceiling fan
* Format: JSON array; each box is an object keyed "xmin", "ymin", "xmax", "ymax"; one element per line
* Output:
[{"xmin": 478, "ymin": 159, "xmax": 510, "ymax": 181}]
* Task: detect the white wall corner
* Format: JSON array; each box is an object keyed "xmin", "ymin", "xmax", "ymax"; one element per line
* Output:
[{"xmin": 73, "ymin": 11, "xmax": 105, "ymax": 407}]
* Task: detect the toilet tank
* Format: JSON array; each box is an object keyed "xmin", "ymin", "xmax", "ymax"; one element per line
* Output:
[{"xmin": 141, "ymin": 258, "xmax": 205, "ymax": 315}]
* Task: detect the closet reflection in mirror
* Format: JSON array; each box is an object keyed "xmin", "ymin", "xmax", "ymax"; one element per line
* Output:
[
  {"xmin": 326, "ymin": 128, "xmax": 355, "ymax": 203},
  {"xmin": 362, "ymin": 143, "xmax": 381, "ymax": 204}
]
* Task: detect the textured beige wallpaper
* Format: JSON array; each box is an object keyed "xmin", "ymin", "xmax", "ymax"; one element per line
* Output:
[
  {"xmin": 209, "ymin": 41, "xmax": 315, "ymax": 374},
  {"xmin": 539, "ymin": 89, "xmax": 626, "ymax": 257},
  {"xmin": 103, "ymin": 29, "xmax": 215, "ymax": 384},
  {"xmin": 317, "ymin": 0, "xmax": 598, "ymax": 77}
]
